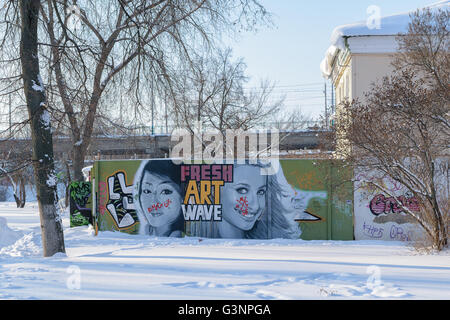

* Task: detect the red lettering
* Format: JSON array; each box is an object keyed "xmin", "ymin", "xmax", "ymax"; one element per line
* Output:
[
  {"xmin": 222, "ymin": 165, "xmax": 233, "ymax": 182},
  {"xmin": 147, "ymin": 199, "xmax": 172, "ymax": 214},
  {"xmin": 369, "ymin": 193, "xmax": 420, "ymax": 216},
  {"xmin": 191, "ymin": 165, "xmax": 200, "ymax": 181},
  {"xmin": 369, "ymin": 194, "xmax": 386, "ymax": 215},
  {"xmin": 181, "ymin": 166, "xmax": 190, "ymax": 182}
]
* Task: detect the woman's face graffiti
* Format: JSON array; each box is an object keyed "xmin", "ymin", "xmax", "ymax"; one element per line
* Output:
[
  {"xmin": 221, "ymin": 165, "xmax": 266, "ymax": 231},
  {"xmin": 140, "ymin": 171, "xmax": 182, "ymax": 227}
]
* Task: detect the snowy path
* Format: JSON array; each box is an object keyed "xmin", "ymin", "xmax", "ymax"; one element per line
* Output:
[{"xmin": 0, "ymin": 202, "xmax": 449, "ymax": 300}]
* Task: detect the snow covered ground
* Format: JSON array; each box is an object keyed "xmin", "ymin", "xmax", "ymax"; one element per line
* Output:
[{"xmin": 0, "ymin": 201, "xmax": 449, "ymax": 300}]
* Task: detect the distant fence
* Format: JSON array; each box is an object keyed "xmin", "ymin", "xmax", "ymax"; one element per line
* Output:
[
  {"xmin": 0, "ymin": 120, "xmax": 324, "ymax": 140},
  {"xmin": 0, "ymin": 129, "xmax": 327, "ymax": 161}
]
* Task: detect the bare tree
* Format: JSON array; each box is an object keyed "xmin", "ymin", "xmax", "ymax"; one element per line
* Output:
[
  {"xmin": 0, "ymin": 157, "xmax": 34, "ymax": 208},
  {"xmin": 19, "ymin": 0, "xmax": 65, "ymax": 256},
  {"xmin": 333, "ymin": 8, "xmax": 449, "ymax": 250},
  {"xmin": 1, "ymin": 1, "xmax": 270, "ymax": 180},
  {"xmin": 269, "ymin": 107, "xmax": 316, "ymax": 131},
  {"xmin": 168, "ymin": 48, "xmax": 283, "ymax": 133},
  {"xmin": 32, "ymin": 0, "xmax": 269, "ymax": 180}
]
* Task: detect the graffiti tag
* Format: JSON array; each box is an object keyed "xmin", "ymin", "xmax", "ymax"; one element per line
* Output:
[
  {"xmin": 148, "ymin": 199, "xmax": 172, "ymax": 214},
  {"xmin": 236, "ymin": 196, "xmax": 249, "ymax": 216},
  {"xmin": 362, "ymin": 222, "xmax": 384, "ymax": 239},
  {"xmin": 390, "ymin": 225, "xmax": 412, "ymax": 241},
  {"xmin": 106, "ymin": 171, "xmax": 137, "ymax": 228},
  {"xmin": 369, "ymin": 194, "xmax": 420, "ymax": 216}
]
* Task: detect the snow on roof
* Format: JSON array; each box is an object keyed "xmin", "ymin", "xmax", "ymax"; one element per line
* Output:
[
  {"xmin": 320, "ymin": 45, "xmax": 338, "ymax": 79},
  {"xmin": 320, "ymin": 0, "xmax": 449, "ymax": 78},
  {"xmin": 330, "ymin": 0, "xmax": 449, "ymax": 49}
]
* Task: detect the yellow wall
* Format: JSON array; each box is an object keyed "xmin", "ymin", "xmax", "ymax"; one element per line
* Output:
[
  {"xmin": 330, "ymin": 51, "xmax": 396, "ymax": 159},
  {"xmin": 350, "ymin": 53, "xmax": 396, "ymax": 103},
  {"xmin": 332, "ymin": 52, "xmax": 395, "ymax": 104}
]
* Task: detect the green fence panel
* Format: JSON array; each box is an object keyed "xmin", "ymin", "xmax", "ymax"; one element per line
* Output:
[{"xmin": 87, "ymin": 159, "xmax": 354, "ymax": 240}]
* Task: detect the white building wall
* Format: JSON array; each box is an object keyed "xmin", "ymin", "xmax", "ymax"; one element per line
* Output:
[{"xmin": 353, "ymin": 168, "xmax": 425, "ymax": 242}]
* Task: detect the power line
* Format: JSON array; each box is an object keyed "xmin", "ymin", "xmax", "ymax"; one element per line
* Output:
[{"xmin": 242, "ymin": 82, "xmax": 324, "ymax": 90}]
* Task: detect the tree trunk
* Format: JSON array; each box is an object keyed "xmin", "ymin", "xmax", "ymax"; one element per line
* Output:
[
  {"xmin": 13, "ymin": 176, "xmax": 26, "ymax": 208},
  {"xmin": 64, "ymin": 159, "xmax": 72, "ymax": 208},
  {"xmin": 72, "ymin": 144, "xmax": 86, "ymax": 182},
  {"xmin": 20, "ymin": 176, "xmax": 26, "ymax": 208},
  {"xmin": 20, "ymin": 0, "xmax": 65, "ymax": 257},
  {"xmin": 13, "ymin": 193, "xmax": 21, "ymax": 208}
]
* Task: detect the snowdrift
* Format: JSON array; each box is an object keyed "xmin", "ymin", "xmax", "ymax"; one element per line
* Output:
[{"xmin": 0, "ymin": 217, "xmax": 23, "ymax": 248}]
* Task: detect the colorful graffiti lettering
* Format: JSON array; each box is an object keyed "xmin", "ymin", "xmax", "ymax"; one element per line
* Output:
[
  {"xmin": 69, "ymin": 181, "xmax": 92, "ymax": 227},
  {"xmin": 106, "ymin": 171, "xmax": 138, "ymax": 228},
  {"xmin": 181, "ymin": 164, "xmax": 227, "ymax": 223},
  {"xmin": 148, "ymin": 199, "xmax": 172, "ymax": 214},
  {"xmin": 369, "ymin": 194, "xmax": 420, "ymax": 216},
  {"xmin": 236, "ymin": 196, "xmax": 249, "ymax": 216},
  {"xmin": 362, "ymin": 222, "xmax": 384, "ymax": 239},
  {"xmin": 181, "ymin": 164, "xmax": 233, "ymax": 182}
]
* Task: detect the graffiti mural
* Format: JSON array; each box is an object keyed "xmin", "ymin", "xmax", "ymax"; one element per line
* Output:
[
  {"xmin": 369, "ymin": 193, "xmax": 420, "ymax": 215},
  {"xmin": 106, "ymin": 171, "xmax": 138, "ymax": 229},
  {"xmin": 69, "ymin": 181, "xmax": 92, "ymax": 227},
  {"xmin": 133, "ymin": 160, "xmax": 184, "ymax": 237},
  {"xmin": 354, "ymin": 170, "xmax": 423, "ymax": 241},
  {"xmin": 88, "ymin": 159, "xmax": 353, "ymax": 240}
]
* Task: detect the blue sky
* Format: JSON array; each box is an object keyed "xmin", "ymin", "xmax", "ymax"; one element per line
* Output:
[{"xmin": 226, "ymin": 0, "xmax": 439, "ymax": 119}]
